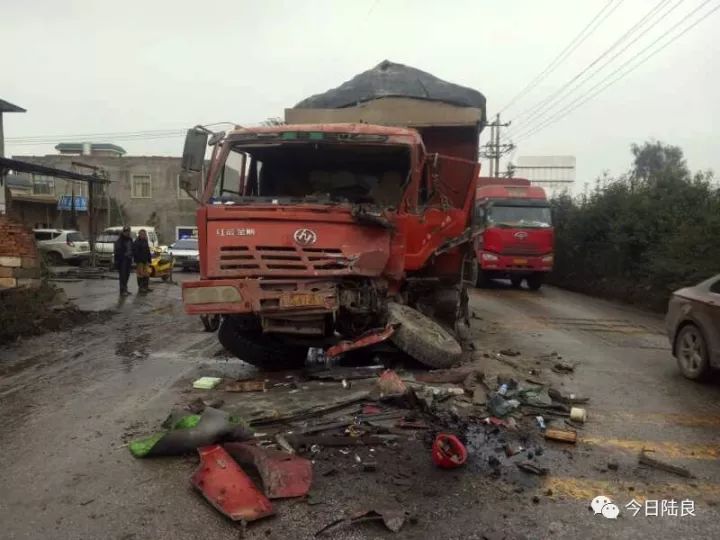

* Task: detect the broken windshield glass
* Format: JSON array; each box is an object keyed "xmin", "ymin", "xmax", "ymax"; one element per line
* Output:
[{"xmin": 213, "ymin": 142, "xmax": 410, "ymax": 208}]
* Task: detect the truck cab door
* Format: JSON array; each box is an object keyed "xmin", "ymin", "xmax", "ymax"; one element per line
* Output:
[{"xmin": 401, "ymin": 154, "xmax": 478, "ymax": 272}]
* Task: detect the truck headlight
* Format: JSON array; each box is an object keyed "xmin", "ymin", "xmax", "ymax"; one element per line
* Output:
[
  {"xmin": 541, "ymin": 255, "xmax": 554, "ymax": 263},
  {"xmin": 184, "ymin": 286, "xmax": 242, "ymax": 304},
  {"xmin": 481, "ymin": 252, "xmax": 499, "ymax": 262}
]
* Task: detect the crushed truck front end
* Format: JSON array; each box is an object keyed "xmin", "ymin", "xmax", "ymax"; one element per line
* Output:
[{"xmin": 181, "ymin": 124, "xmax": 422, "ymax": 364}]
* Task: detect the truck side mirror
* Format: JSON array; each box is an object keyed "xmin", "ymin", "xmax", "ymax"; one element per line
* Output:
[
  {"xmin": 181, "ymin": 128, "xmax": 208, "ymax": 173},
  {"xmin": 181, "ymin": 128, "xmax": 208, "ymax": 195}
]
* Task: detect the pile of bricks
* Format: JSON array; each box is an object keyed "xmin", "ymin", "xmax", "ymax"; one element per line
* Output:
[{"xmin": 0, "ymin": 215, "xmax": 41, "ymax": 289}]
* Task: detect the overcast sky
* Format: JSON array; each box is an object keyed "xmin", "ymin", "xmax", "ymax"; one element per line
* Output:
[{"xmin": 2, "ymin": 0, "xmax": 719, "ymax": 190}]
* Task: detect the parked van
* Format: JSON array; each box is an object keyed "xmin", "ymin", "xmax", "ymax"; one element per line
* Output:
[{"xmin": 94, "ymin": 226, "xmax": 160, "ymax": 266}]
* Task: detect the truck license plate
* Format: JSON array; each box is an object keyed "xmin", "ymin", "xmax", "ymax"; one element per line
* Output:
[
  {"xmin": 280, "ymin": 293, "xmax": 325, "ymax": 307},
  {"xmin": 513, "ymin": 258, "xmax": 528, "ymax": 264}
]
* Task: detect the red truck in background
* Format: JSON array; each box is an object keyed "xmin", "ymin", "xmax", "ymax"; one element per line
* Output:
[{"xmin": 474, "ymin": 177, "xmax": 554, "ymax": 290}]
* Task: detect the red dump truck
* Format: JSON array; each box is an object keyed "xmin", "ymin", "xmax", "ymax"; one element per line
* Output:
[
  {"xmin": 474, "ymin": 177, "xmax": 553, "ymax": 290},
  {"xmin": 179, "ymin": 61, "xmax": 486, "ymax": 370}
]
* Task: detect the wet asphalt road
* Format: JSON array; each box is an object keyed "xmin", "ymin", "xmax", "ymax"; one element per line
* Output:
[{"xmin": 0, "ymin": 275, "xmax": 719, "ymax": 540}]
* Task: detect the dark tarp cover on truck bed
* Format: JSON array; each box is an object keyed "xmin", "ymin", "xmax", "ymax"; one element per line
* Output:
[{"xmin": 294, "ymin": 60, "xmax": 486, "ymax": 111}]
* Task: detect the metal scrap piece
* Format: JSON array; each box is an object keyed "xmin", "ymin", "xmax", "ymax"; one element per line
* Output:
[
  {"xmin": 225, "ymin": 442, "xmax": 313, "ymax": 499},
  {"xmin": 190, "ymin": 445, "xmax": 273, "ymax": 522}
]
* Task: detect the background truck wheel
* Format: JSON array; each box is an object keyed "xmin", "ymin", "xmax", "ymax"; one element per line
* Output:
[
  {"xmin": 387, "ymin": 302, "xmax": 462, "ymax": 368},
  {"xmin": 527, "ymin": 273, "xmax": 543, "ymax": 291},
  {"xmin": 510, "ymin": 277, "xmax": 522, "ymax": 288},
  {"xmin": 218, "ymin": 318, "xmax": 306, "ymax": 370},
  {"xmin": 675, "ymin": 324, "xmax": 711, "ymax": 380}
]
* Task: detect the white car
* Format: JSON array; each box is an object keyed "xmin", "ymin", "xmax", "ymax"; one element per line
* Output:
[
  {"xmin": 33, "ymin": 229, "xmax": 91, "ymax": 265},
  {"xmin": 169, "ymin": 238, "xmax": 199, "ymax": 271},
  {"xmin": 93, "ymin": 226, "xmax": 160, "ymax": 266}
]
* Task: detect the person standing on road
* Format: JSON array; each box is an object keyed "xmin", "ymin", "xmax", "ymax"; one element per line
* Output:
[
  {"xmin": 133, "ymin": 229, "xmax": 153, "ymax": 294},
  {"xmin": 114, "ymin": 226, "xmax": 134, "ymax": 296}
]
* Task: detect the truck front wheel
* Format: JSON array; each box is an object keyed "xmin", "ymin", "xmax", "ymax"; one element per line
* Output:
[
  {"xmin": 527, "ymin": 273, "xmax": 544, "ymax": 291},
  {"xmin": 218, "ymin": 318, "xmax": 306, "ymax": 370}
]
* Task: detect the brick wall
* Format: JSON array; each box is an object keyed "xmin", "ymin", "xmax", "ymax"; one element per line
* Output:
[{"xmin": 0, "ymin": 214, "xmax": 41, "ymax": 289}]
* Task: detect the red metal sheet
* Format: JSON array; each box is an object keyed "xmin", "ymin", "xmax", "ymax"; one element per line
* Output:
[
  {"xmin": 325, "ymin": 324, "xmax": 396, "ymax": 359},
  {"xmin": 224, "ymin": 442, "xmax": 312, "ymax": 499},
  {"xmin": 191, "ymin": 445, "xmax": 274, "ymax": 522}
]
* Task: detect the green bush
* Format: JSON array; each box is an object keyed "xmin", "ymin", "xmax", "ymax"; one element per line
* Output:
[{"xmin": 550, "ymin": 141, "xmax": 719, "ymax": 311}]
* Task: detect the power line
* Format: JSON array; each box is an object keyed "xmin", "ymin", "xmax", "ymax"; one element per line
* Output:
[
  {"xmin": 499, "ymin": 0, "xmax": 618, "ymax": 113},
  {"xmin": 6, "ymin": 122, "xmax": 241, "ymax": 144},
  {"xmin": 506, "ymin": 0, "xmax": 676, "ymax": 139},
  {"xmin": 513, "ymin": 0, "xmax": 720, "ymax": 143}
]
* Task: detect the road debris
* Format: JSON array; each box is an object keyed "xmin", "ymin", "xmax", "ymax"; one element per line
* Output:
[
  {"xmin": 130, "ymin": 408, "xmax": 252, "ymax": 457},
  {"xmin": 517, "ymin": 461, "xmax": 549, "ymax": 476},
  {"xmin": 569, "ymin": 407, "xmax": 587, "ymax": 423},
  {"xmin": 225, "ymin": 442, "xmax": 313, "ymax": 498},
  {"xmin": 638, "ymin": 449, "xmax": 694, "ymax": 478},
  {"xmin": 191, "ymin": 444, "xmax": 274, "ymax": 522},
  {"xmin": 544, "ymin": 428, "xmax": 578, "ymax": 444},
  {"xmin": 377, "ymin": 369, "xmax": 406, "ymax": 396},
  {"xmin": 552, "ymin": 361, "xmax": 575, "ymax": 374},
  {"xmin": 431, "ymin": 433, "xmax": 468, "ymax": 469},
  {"xmin": 224, "ymin": 380, "xmax": 267, "ymax": 392},
  {"xmin": 316, "ymin": 508, "xmax": 408, "ymax": 536},
  {"xmin": 193, "ymin": 376, "xmax": 223, "ymax": 390},
  {"xmin": 275, "ymin": 434, "xmax": 296, "ymax": 454}
]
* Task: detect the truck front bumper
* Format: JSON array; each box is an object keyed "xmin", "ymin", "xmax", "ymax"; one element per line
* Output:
[
  {"xmin": 479, "ymin": 252, "xmax": 553, "ymax": 275},
  {"xmin": 182, "ymin": 278, "xmax": 337, "ymax": 316}
]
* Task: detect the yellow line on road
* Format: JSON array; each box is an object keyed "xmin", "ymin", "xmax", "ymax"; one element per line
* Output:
[
  {"xmin": 544, "ymin": 476, "xmax": 720, "ymax": 502},
  {"xmin": 604, "ymin": 411, "xmax": 720, "ymax": 429},
  {"xmin": 579, "ymin": 437, "xmax": 720, "ymax": 460}
]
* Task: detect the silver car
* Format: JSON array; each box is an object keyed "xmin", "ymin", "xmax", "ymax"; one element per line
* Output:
[
  {"xmin": 33, "ymin": 229, "xmax": 91, "ymax": 265},
  {"xmin": 666, "ymin": 274, "xmax": 720, "ymax": 380},
  {"xmin": 169, "ymin": 238, "xmax": 199, "ymax": 271}
]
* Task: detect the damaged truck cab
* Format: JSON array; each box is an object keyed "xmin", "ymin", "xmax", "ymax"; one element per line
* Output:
[{"xmin": 181, "ymin": 62, "xmax": 486, "ymax": 369}]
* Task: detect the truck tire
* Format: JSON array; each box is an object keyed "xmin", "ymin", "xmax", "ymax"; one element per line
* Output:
[
  {"xmin": 387, "ymin": 302, "xmax": 462, "ymax": 368},
  {"xmin": 527, "ymin": 273, "xmax": 543, "ymax": 291},
  {"xmin": 218, "ymin": 318, "xmax": 307, "ymax": 371}
]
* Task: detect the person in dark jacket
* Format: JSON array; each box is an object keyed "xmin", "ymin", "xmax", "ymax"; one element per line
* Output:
[
  {"xmin": 114, "ymin": 226, "xmax": 134, "ymax": 296},
  {"xmin": 133, "ymin": 229, "xmax": 153, "ymax": 293}
]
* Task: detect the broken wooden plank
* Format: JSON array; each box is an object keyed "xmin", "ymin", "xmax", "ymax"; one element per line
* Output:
[
  {"xmin": 225, "ymin": 380, "xmax": 267, "ymax": 392},
  {"xmin": 544, "ymin": 428, "xmax": 577, "ymax": 444},
  {"xmin": 639, "ymin": 449, "xmax": 694, "ymax": 479}
]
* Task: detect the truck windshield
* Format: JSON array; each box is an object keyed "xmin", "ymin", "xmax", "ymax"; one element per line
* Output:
[
  {"xmin": 487, "ymin": 205, "xmax": 551, "ymax": 228},
  {"xmin": 213, "ymin": 142, "xmax": 410, "ymax": 208}
]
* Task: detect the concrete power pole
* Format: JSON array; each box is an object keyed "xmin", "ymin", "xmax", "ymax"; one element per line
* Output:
[{"xmin": 480, "ymin": 114, "xmax": 514, "ymax": 178}]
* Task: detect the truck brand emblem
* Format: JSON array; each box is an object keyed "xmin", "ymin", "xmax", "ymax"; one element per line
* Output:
[
  {"xmin": 514, "ymin": 231, "xmax": 528, "ymax": 239},
  {"xmin": 293, "ymin": 228, "xmax": 317, "ymax": 245}
]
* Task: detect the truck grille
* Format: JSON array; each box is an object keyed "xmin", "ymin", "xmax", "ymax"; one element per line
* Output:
[
  {"xmin": 217, "ymin": 245, "xmax": 351, "ymax": 275},
  {"xmin": 499, "ymin": 243, "xmax": 545, "ymax": 256}
]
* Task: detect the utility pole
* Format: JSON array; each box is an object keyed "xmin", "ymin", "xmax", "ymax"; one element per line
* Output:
[{"xmin": 480, "ymin": 114, "xmax": 514, "ymax": 178}]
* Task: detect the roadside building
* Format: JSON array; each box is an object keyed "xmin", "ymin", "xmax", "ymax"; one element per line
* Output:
[{"xmin": 11, "ymin": 143, "xmax": 198, "ymax": 243}]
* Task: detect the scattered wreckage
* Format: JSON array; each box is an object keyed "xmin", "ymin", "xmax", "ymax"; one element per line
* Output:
[{"xmin": 127, "ymin": 347, "xmax": 602, "ymax": 534}]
